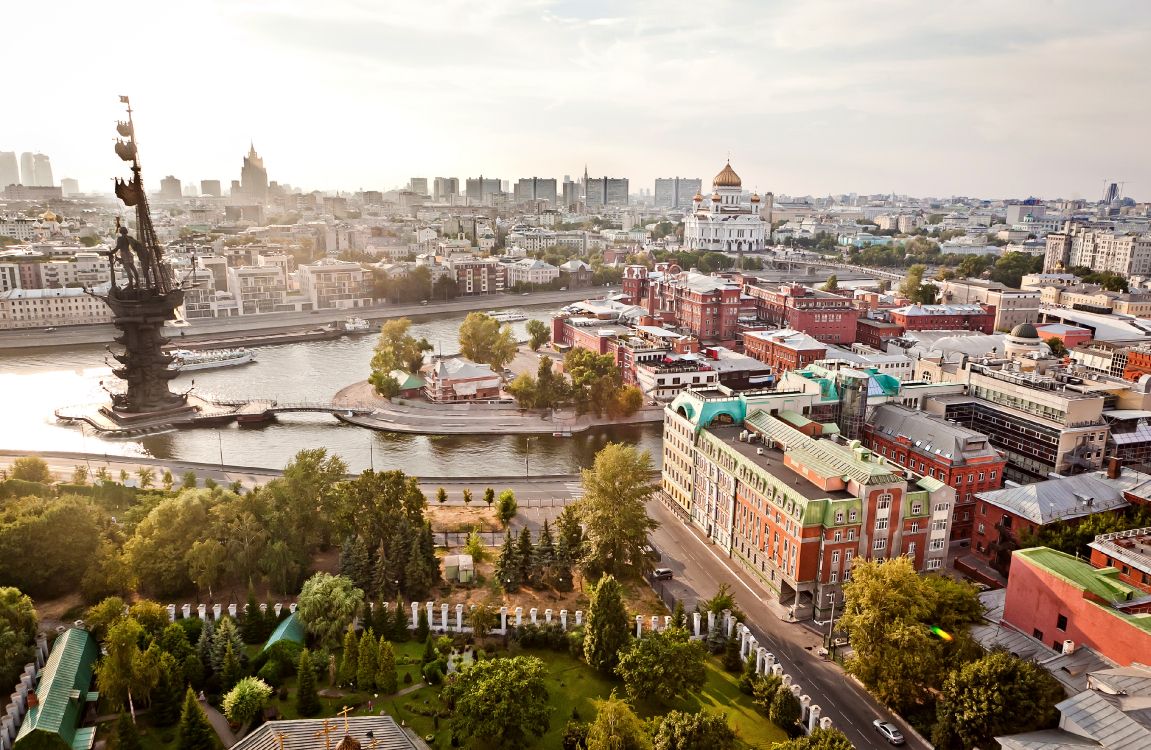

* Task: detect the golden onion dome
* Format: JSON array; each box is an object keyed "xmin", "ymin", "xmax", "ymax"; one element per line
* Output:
[
  {"xmin": 711, "ymin": 192, "xmax": 721, "ymax": 202},
  {"xmin": 693, "ymin": 192, "xmax": 703, "ymax": 202},
  {"xmin": 713, "ymin": 161, "xmax": 742, "ymax": 188},
  {"xmin": 40, "ymin": 210, "xmax": 57, "ymax": 222},
  {"xmin": 750, "ymin": 192, "xmax": 761, "ymax": 203}
]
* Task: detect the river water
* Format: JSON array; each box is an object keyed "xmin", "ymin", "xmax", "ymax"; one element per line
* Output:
[{"xmin": 0, "ymin": 304, "xmax": 662, "ymax": 476}]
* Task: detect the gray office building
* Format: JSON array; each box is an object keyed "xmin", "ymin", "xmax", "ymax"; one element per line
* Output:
[
  {"xmin": 433, "ymin": 177, "xmax": 459, "ymax": 202},
  {"xmin": 586, "ymin": 177, "xmax": 629, "ymax": 208},
  {"xmin": 0, "ymin": 152, "xmax": 18, "ymax": 187},
  {"xmin": 513, "ymin": 177, "xmax": 558, "ymax": 205},
  {"xmin": 200, "ymin": 179, "xmax": 222, "ymax": 197},
  {"xmin": 655, "ymin": 177, "xmax": 702, "ymax": 209},
  {"xmin": 409, "ymin": 177, "xmax": 429, "ymax": 196},
  {"xmin": 465, "ymin": 176, "xmax": 501, "ymax": 203}
]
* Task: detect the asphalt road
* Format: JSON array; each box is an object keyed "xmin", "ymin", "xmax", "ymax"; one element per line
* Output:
[
  {"xmin": 0, "ymin": 286, "xmax": 619, "ymax": 350},
  {"xmin": 647, "ymin": 499, "xmax": 927, "ymax": 750}
]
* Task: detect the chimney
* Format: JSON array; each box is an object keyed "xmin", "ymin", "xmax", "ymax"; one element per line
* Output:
[
  {"xmin": 1106, "ymin": 456, "xmax": 1122, "ymax": 480},
  {"xmin": 1062, "ymin": 640, "xmax": 1076, "ymax": 655}
]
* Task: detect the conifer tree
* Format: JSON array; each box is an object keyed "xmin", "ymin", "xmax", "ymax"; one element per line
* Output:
[
  {"xmin": 177, "ymin": 687, "xmax": 215, "ymax": 750},
  {"xmin": 220, "ymin": 641, "xmax": 242, "ymax": 694},
  {"xmin": 404, "ymin": 522, "xmax": 439, "ymax": 600},
  {"xmin": 494, "ymin": 531, "xmax": 521, "ymax": 592},
  {"xmin": 371, "ymin": 601, "xmax": 390, "ymax": 636},
  {"xmin": 356, "ymin": 628, "xmax": 379, "ymax": 690},
  {"xmin": 516, "ymin": 527, "xmax": 535, "ymax": 586},
  {"xmin": 377, "ymin": 638, "xmax": 398, "ymax": 694},
  {"xmin": 295, "ymin": 649, "xmax": 320, "ymax": 717},
  {"xmin": 209, "ymin": 618, "xmax": 244, "ymax": 674},
  {"xmin": 583, "ymin": 575, "xmax": 630, "ymax": 674},
  {"xmin": 535, "ymin": 520, "xmax": 556, "ymax": 585},
  {"xmin": 241, "ymin": 591, "xmax": 263, "ymax": 644},
  {"xmin": 340, "ymin": 535, "xmax": 373, "ymax": 592},
  {"xmin": 421, "ymin": 633, "xmax": 437, "ymax": 666},
  {"xmin": 114, "ymin": 712, "xmax": 142, "ymax": 750},
  {"xmin": 151, "ymin": 653, "xmax": 185, "ymax": 727},
  {"xmin": 671, "ymin": 600, "xmax": 687, "ymax": 630},
  {"xmin": 415, "ymin": 608, "xmax": 430, "ymax": 643},
  {"xmin": 196, "ymin": 620, "xmax": 214, "ymax": 675},
  {"xmin": 391, "ymin": 600, "xmax": 410, "ymax": 642},
  {"xmin": 339, "ymin": 626, "xmax": 359, "ymax": 686}
]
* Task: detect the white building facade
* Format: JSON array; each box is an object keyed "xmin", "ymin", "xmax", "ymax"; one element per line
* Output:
[{"xmin": 682, "ymin": 162, "xmax": 767, "ymax": 254}]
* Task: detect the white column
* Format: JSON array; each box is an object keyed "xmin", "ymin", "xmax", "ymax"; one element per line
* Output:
[
  {"xmin": 182, "ymin": 604, "xmax": 192, "ymax": 619},
  {"xmin": 808, "ymin": 705, "xmax": 821, "ymax": 733},
  {"xmin": 259, "ymin": 603, "xmax": 268, "ymax": 616},
  {"xmin": 726, "ymin": 610, "xmax": 735, "ymax": 638},
  {"xmin": 167, "ymin": 604, "xmax": 176, "ymax": 622},
  {"xmin": 441, "ymin": 603, "xmax": 449, "ymax": 630},
  {"xmin": 635, "ymin": 615, "xmax": 643, "ymax": 638},
  {"xmin": 426, "ymin": 601, "xmax": 434, "ymax": 628},
  {"xmin": 515, "ymin": 607, "xmax": 523, "ymax": 626},
  {"xmin": 289, "ymin": 602, "xmax": 297, "ymax": 614},
  {"xmin": 771, "ymin": 664, "xmax": 784, "ymax": 677},
  {"xmin": 663, "ymin": 615, "xmax": 671, "ymax": 630},
  {"xmin": 544, "ymin": 609, "xmax": 553, "ymax": 625},
  {"xmin": 411, "ymin": 601, "xmax": 419, "ymax": 629},
  {"xmin": 197, "ymin": 604, "xmax": 207, "ymax": 621},
  {"xmin": 801, "ymin": 695, "xmax": 811, "ymax": 724},
  {"xmin": 455, "ymin": 604, "xmax": 464, "ymax": 632},
  {"xmin": 227, "ymin": 603, "xmax": 237, "ymax": 619},
  {"xmin": 211, "ymin": 604, "xmax": 222, "ymax": 621},
  {"xmin": 820, "ymin": 717, "xmax": 833, "ymax": 730},
  {"xmin": 693, "ymin": 611, "xmax": 702, "ymax": 637},
  {"xmin": 650, "ymin": 615, "xmax": 659, "ymax": 633},
  {"xmin": 574, "ymin": 610, "xmax": 583, "ymax": 626},
  {"xmin": 560, "ymin": 610, "xmax": 568, "ymax": 630},
  {"xmin": 707, "ymin": 611, "xmax": 716, "ymax": 635},
  {"xmin": 500, "ymin": 606, "xmax": 508, "ymax": 631},
  {"xmin": 782, "ymin": 673, "xmax": 792, "ymax": 688},
  {"xmin": 274, "ymin": 603, "xmax": 283, "ymax": 618},
  {"xmin": 529, "ymin": 607, "xmax": 538, "ymax": 625},
  {"xmin": 756, "ymin": 647, "xmax": 767, "ymax": 674}
]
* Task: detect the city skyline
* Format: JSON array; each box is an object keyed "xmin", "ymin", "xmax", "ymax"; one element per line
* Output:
[{"xmin": 5, "ymin": 0, "xmax": 1150, "ymax": 201}]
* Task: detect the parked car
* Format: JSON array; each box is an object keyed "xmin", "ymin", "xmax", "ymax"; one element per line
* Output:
[
  {"xmin": 873, "ymin": 720, "xmax": 905, "ymax": 745},
  {"xmin": 652, "ymin": 568, "xmax": 673, "ymax": 580}
]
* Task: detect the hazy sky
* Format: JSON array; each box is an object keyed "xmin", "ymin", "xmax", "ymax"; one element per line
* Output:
[{"xmin": 7, "ymin": 0, "xmax": 1149, "ymax": 200}]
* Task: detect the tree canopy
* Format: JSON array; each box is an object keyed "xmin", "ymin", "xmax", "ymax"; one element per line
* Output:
[
  {"xmin": 576, "ymin": 443, "xmax": 659, "ymax": 577},
  {"xmin": 585, "ymin": 692, "xmax": 650, "ymax": 750},
  {"xmin": 651, "ymin": 710, "xmax": 736, "ymax": 750},
  {"xmin": 0, "ymin": 587, "xmax": 37, "ymax": 690},
  {"xmin": 615, "ymin": 628, "xmax": 706, "ymax": 703},
  {"xmin": 526, "ymin": 319, "xmax": 550, "ymax": 351},
  {"xmin": 296, "ymin": 573, "xmax": 365, "ymax": 649},
  {"xmin": 442, "ymin": 656, "xmax": 551, "ymax": 749},
  {"xmin": 368, "ymin": 319, "xmax": 432, "ymax": 397},
  {"xmin": 458, "ymin": 312, "xmax": 518, "ymax": 370},
  {"xmin": 583, "ymin": 575, "xmax": 630, "ymax": 674}
]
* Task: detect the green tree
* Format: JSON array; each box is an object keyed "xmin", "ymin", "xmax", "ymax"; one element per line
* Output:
[
  {"xmin": 565, "ymin": 347, "xmax": 624, "ymax": 416},
  {"xmin": 932, "ymin": 651, "xmax": 1065, "ymax": 750},
  {"xmin": 516, "ymin": 527, "xmax": 535, "ymax": 586},
  {"xmin": 483, "ymin": 487, "xmax": 495, "ymax": 507},
  {"xmin": 11, "ymin": 456, "xmax": 51, "ymax": 483},
  {"xmin": 616, "ymin": 628, "xmax": 706, "ymax": 703},
  {"xmin": 458, "ymin": 312, "xmax": 518, "ymax": 370},
  {"xmin": 770, "ymin": 728, "xmax": 855, "ymax": 750},
  {"xmin": 838, "ymin": 557, "xmax": 982, "ymax": 714},
  {"xmin": 297, "ymin": 573, "xmax": 365, "ymax": 649},
  {"xmin": 442, "ymin": 656, "xmax": 551, "ymax": 750},
  {"xmin": 585, "ymin": 691, "xmax": 650, "ymax": 750},
  {"xmin": 770, "ymin": 687, "xmax": 803, "ymax": 736},
  {"xmin": 114, "ymin": 712, "xmax": 143, "ymax": 750},
  {"xmin": 356, "ymin": 628, "xmax": 378, "ymax": 690},
  {"xmin": 497, "ymin": 489, "xmax": 518, "ymax": 526},
  {"xmin": 369, "ymin": 319, "xmax": 432, "ymax": 396},
  {"xmin": 576, "ymin": 443, "xmax": 658, "ymax": 577},
  {"xmin": 1045, "ymin": 337, "xmax": 1068, "ymax": 357},
  {"xmin": 71, "ymin": 465, "xmax": 89, "ymax": 485},
  {"xmin": 526, "ymin": 319, "xmax": 550, "ymax": 351},
  {"xmin": 222, "ymin": 676, "xmax": 273, "ymax": 729},
  {"xmin": 437, "ymin": 486, "xmax": 447, "ymax": 505},
  {"xmin": 125, "ymin": 490, "xmax": 217, "ymax": 597},
  {"xmin": 219, "ymin": 641, "xmax": 242, "ymax": 694},
  {"xmin": 0, "ymin": 495, "xmax": 105, "ymax": 599},
  {"xmin": 651, "ymin": 710, "xmax": 736, "ymax": 750},
  {"xmin": 494, "ymin": 531, "xmax": 521, "ymax": 592},
  {"xmin": 376, "ymin": 638, "xmax": 398, "ymax": 694},
  {"xmin": 339, "ymin": 625, "xmax": 359, "ymax": 685},
  {"xmin": 0, "ymin": 587, "xmax": 38, "ymax": 694},
  {"xmin": 899, "ymin": 263, "xmax": 926, "ymax": 300},
  {"xmin": 462, "ymin": 488, "xmax": 473, "ymax": 506},
  {"xmin": 469, "ymin": 602, "xmax": 497, "ymax": 642},
  {"xmin": 176, "ymin": 687, "xmax": 215, "ymax": 750},
  {"xmin": 136, "ymin": 466, "xmax": 156, "ymax": 489},
  {"xmin": 162, "ymin": 469, "xmax": 174, "ymax": 491},
  {"xmin": 464, "ymin": 527, "xmax": 487, "ymax": 563},
  {"xmin": 295, "ymin": 648, "xmax": 320, "ymax": 717},
  {"xmin": 820, "ymin": 274, "xmax": 839, "ymax": 291},
  {"xmin": 95, "ymin": 617, "xmax": 145, "ymax": 712},
  {"xmin": 151, "ymin": 653, "xmax": 185, "ymax": 727},
  {"xmin": 181, "ymin": 471, "xmax": 197, "ymax": 490},
  {"xmin": 583, "ymin": 575, "xmax": 630, "ymax": 674}
]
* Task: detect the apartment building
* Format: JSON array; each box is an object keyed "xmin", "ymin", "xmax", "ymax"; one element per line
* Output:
[
  {"xmin": 622, "ymin": 264, "xmax": 744, "ymax": 343},
  {"xmin": 743, "ymin": 328, "xmax": 827, "ymax": 375},
  {"xmin": 663, "ymin": 393, "xmax": 954, "ymax": 620},
  {"xmin": 1045, "ymin": 224, "xmax": 1151, "ymax": 276},
  {"xmin": 888, "ymin": 303, "xmax": 996, "ymax": 334},
  {"xmin": 937, "ymin": 278, "xmax": 1040, "ymax": 332},
  {"xmin": 39, "ymin": 252, "xmax": 111, "ymax": 289},
  {"xmin": 0, "ymin": 286, "xmax": 114, "ymax": 329},
  {"xmin": 1088, "ymin": 526, "xmax": 1151, "ymax": 595},
  {"xmin": 297, "ymin": 258, "xmax": 372, "ymax": 310},
  {"xmin": 447, "ymin": 257, "xmax": 506, "ymax": 296}
]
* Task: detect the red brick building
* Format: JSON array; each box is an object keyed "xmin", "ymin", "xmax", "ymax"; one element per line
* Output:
[
  {"xmin": 856, "ymin": 318, "xmax": 905, "ymax": 350},
  {"xmin": 888, "ymin": 303, "xmax": 996, "ymax": 333},
  {"xmin": 741, "ymin": 283, "xmax": 860, "ymax": 344},
  {"xmin": 622, "ymin": 264, "xmax": 743, "ymax": 343},
  {"xmin": 1088, "ymin": 526, "xmax": 1151, "ymax": 594},
  {"xmin": 863, "ymin": 403, "xmax": 1006, "ymax": 541},
  {"xmin": 1002, "ymin": 546, "xmax": 1151, "ymax": 664},
  {"xmin": 1122, "ymin": 345, "xmax": 1151, "ymax": 382},
  {"xmin": 742, "ymin": 329, "xmax": 826, "ymax": 376}
]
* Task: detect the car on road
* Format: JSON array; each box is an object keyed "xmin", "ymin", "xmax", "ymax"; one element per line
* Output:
[
  {"xmin": 521, "ymin": 292, "xmax": 530, "ymax": 296},
  {"xmin": 652, "ymin": 568, "xmax": 673, "ymax": 580},
  {"xmin": 873, "ymin": 720, "xmax": 905, "ymax": 745},
  {"xmin": 45, "ymin": 327, "xmax": 56, "ymax": 332}
]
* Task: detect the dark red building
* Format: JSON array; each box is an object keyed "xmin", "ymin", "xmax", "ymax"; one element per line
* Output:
[
  {"xmin": 622, "ymin": 264, "xmax": 743, "ymax": 343},
  {"xmin": 741, "ymin": 283, "xmax": 859, "ymax": 345},
  {"xmin": 856, "ymin": 318, "xmax": 905, "ymax": 350},
  {"xmin": 888, "ymin": 303, "xmax": 996, "ymax": 333}
]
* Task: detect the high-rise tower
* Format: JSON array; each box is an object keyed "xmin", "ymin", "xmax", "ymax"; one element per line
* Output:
[
  {"xmin": 0, "ymin": 152, "xmax": 18, "ymax": 187},
  {"xmin": 240, "ymin": 143, "xmax": 268, "ymax": 202}
]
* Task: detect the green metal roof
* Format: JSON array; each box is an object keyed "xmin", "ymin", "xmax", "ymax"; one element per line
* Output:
[
  {"xmin": 261, "ymin": 612, "xmax": 305, "ymax": 653},
  {"xmin": 1016, "ymin": 547, "xmax": 1151, "ymax": 634},
  {"xmin": 388, "ymin": 369, "xmax": 425, "ymax": 391},
  {"xmin": 15, "ymin": 628, "xmax": 99, "ymax": 750}
]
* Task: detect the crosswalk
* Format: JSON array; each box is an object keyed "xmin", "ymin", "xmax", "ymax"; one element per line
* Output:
[{"xmin": 562, "ymin": 480, "xmax": 584, "ymax": 500}]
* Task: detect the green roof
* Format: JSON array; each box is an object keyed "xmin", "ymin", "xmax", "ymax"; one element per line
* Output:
[
  {"xmin": 15, "ymin": 628, "xmax": 99, "ymax": 750},
  {"xmin": 262, "ymin": 612, "xmax": 305, "ymax": 653},
  {"xmin": 1016, "ymin": 547, "xmax": 1151, "ymax": 634},
  {"xmin": 388, "ymin": 369, "xmax": 425, "ymax": 391}
]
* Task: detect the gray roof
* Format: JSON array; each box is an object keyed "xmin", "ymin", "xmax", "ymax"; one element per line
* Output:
[
  {"xmin": 1053, "ymin": 689, "xmax": 1151, "ymax": 749},
  {"xmin": 234, "ymin": 717, "xmax": 427, "ymax": 750},
  {"xmin": 868, "ymin": 403, "xmax": 1000, "ymax": 464},
  {"xmin": 976, "ymin": 472, "xmax": 1132, "ymax": 525}
]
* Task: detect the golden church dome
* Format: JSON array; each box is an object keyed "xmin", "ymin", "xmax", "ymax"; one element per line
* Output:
[
  {"xmin": 750, "ymin": 193, "xmax": 761, "ymax": 203},
  {"xmin": 711, "ymin": 192, "xmax": 721, "ymax": 202},
  {"xmin": 693, "ymin": 192, "xmax": 703, "ymax": 202},
  {"xmin": 713, "ymin": 161, "xmax": 742, "ymax": 188},
  {"xmin": 40, "ymin": 210, "xmax": 57, "ymax": 222}
]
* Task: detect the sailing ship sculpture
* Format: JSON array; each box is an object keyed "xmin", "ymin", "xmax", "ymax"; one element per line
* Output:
[{"xmin": 94, "ymin": 96, "xmax": 191, "ymax": 419}]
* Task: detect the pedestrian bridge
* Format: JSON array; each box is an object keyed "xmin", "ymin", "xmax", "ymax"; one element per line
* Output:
[{"xmin": 266, "ymin": 402, "xmax": 374, "ymax": 415}]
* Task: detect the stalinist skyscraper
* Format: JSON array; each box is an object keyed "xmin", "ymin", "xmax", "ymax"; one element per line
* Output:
[{"xmin": 239, "ymin": 143, "xmax": 268, "ymax": 202}]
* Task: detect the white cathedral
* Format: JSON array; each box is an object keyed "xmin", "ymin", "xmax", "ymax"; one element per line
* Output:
[{"xmin": 682, "ymin": 161, "xmax": 768, "ymax": 254}]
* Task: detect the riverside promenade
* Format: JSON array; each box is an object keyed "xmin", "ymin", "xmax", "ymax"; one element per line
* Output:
[{"xmin": 332, "ymin": 380, "xmax": 664, "ymax": 435}]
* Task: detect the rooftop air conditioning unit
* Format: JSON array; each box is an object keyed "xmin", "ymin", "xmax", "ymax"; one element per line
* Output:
[{"xmin": 756, "ymin": 448, "xmax": 764, "ymax": 455}]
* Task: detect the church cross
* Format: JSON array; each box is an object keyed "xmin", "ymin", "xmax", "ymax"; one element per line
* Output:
[
  {"xmin": 314, "ymin": 719, "xmax": 337, "ymax": 750},
  {"xmin": 337, "ymin": 705, "xmax": 354, "ymax": 733}
]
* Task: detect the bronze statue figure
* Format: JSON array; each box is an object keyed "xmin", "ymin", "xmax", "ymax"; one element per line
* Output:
[{"xmin": 113, "ymin": 225, "xmax": 140, "ymax": 288}]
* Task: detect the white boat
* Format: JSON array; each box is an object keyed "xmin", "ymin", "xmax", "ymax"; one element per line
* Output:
[
  {"xmin": 170, "ymin": 348, "xmax": 256, "ymax": 372},
  {"xmin": 486, "ymin": 310, "xmax": 527, "ymax": 323},
  {"xmin": 342, "ymin": 317, "xmax": 371, "ymax": 332}
]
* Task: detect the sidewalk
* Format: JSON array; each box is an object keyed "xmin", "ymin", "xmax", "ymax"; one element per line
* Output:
[{"xmin": 198, "ymin": 697, "xmax": 236, "ymax": 748}]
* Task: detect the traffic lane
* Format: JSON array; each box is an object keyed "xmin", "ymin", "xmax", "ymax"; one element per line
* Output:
[{"xmin": 648, "ymin": 501, "xmax": 923, "ymax": 750}]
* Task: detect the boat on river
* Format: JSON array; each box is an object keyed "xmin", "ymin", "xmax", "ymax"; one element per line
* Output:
[
  {"xmin": 486, "ymin": 310, "xmax": 527, "ymax": 323},
  {"xmin": 170, "ymin": 348, "xmax": 255, "ymax": 371}
]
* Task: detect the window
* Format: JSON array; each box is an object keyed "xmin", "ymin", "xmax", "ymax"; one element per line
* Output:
[
  {"xmin": 832, "ymin": 551, "xmax": 840, "ymax": 565},
  {"xmin": 907, "ymin": 542, "xmax": 916, "ymax": 557},
  {"xmin": 1033, "ymin": 628, "xmax": 1044, "ymax": 641},
  {"xmin": 978, "ymin": 472, "xmax": 985, "ymax": 482},
  {"xmin": 849, "ymin": 510, "xmax": 858, "ymax": 523},
  {"xmin": 911, "ymin": 502, "xmax": 923, "ymax": 514},
  {"xmin": 873, "ymin": 538, "xmax": 887, "ymax": 551},
  {"xmin": 910, "ymin": 522, "xmax": 920, "ymax": 533},
  {"xmin": 929, "ymin": 539, "xmax": 945, "ymax": 551},
  {"xmin": 834, "ymin": 530, "xmax": 842, "ymax": 543},
  {"xmin": 1002, "ymin": 515, "xmax": 1013, "ymax": 528},
  {"xmin": 990, "ymin": 470, "xmax": 997, "ymax": 480},
  {"xmin": 875, "ymin": 518, "xmax": 888, "ymax": 531},
  {"xmin": 1056, "ymin": 614, "xmax": 1068, "ymax": 631},
  {"xmin": 978, "ymin": 523, "xmax": 985, "ymax": 534},
  {"xmin": 847, "ymin": 529, "xmax": 856, "ymax": 541},
  {"xmin": 835, "ymin": 511, "xmax": 844, "ymax": 524},
  {"xmin": 830, "ymin": 571, "xmax": 838, "ymax": 583},
  {"xmin": 927, "ymin": 558, "xmax": 942, "ymax": 570},
  {"xmin": 877, "ymin": 493, "xmax": 892, "ymax": 510}
]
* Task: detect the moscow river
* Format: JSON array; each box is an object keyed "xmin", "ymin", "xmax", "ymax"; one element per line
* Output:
[{"xmin": 0, "ymin": 304, "xmax": 662, "ymax": 476}]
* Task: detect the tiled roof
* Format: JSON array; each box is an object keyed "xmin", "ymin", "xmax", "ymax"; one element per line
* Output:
[
  {"xmin": 744, "ymin": 410, "xmax": 902, "ymax": 485},
  {"xmin": 234, "ymin": 717, "xmax": 426, "ymax": 750},
  {"xmin": 868, "ymin": 403, "xmax": 1000, "ymax": 463},
  {"xmin": 15, "ymin": 628, "xmax": 99, "ymax": 749}
]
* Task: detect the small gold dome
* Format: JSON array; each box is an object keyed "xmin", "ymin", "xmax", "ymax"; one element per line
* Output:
[
  {"xmin": 711, "ymin": 192, "xmax": 721, "ymax": 202},
  {"xmin": 713, "ymin": 161, "xmax": 742, "ymax": 188},
  {"xmin": 40, "ymin": 210, "xmax": 57, "ymax": 222},
  {"xmin": 693, "ymin": 192, "xmax": 703, "ymax": 202},
  {"xmin": 750, "ymin": 193, "xmax": 761, "ymax": 203}
]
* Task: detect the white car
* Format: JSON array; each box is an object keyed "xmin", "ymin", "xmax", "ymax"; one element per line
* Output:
[{"xmin": 873, "ymin": 720, "xmax": 905, "ymax": 745}]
